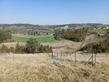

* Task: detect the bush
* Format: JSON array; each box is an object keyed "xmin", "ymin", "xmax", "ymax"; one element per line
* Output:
[
  {"xmin": 0, "ymin": 44, "xmax": 9, "ymax": 53},
  {"xmin": 38, "ymin": 45, "xmax": 53, "ymax": 53},
  {"xmin": 15, "ymin": 43, "xmax": 25, "ymax": 53},
  {"xmin": 9, "ymin": 47, "xmax": 15, "ymax": 53},
  {"xmin": 0, "ymin": 30, "xmax": 12, "ymax": 43},
  {"xmin": 25, "ymin": 38, "xmax": 39, "ymax": 53},
  {"xmin": 81, "ymin": 37, "xmax": 109, "ymax": 53},
  {"xmin": 0, "ymin": 44, "xmax": 25, "ymax": 53},
  {"xmin": 25, "ymin": 38, "xmax": 53, "ymax": 53},
  {"xmin": 0, "ymin": 38, "xmax": 53, "ymax": 54}
]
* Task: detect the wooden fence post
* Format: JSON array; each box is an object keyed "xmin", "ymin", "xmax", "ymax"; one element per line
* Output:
[
  {"xmin": 51, "ymin": 52, "xmax": 53, "ymax": 59},
  {"xmin": 75, "ymin": 51, "xmax": 76, "ymax": 63},
  {"xmin": 92, "ymin": 53, "xmax": 97, "ymax": 67},
  {"xmin": 94, "ymin": 53, "xmax": 96, "ymax": 67},
  {"xmin": 92, "ymin": 52, "xmax": 94, "ymax": 66}
]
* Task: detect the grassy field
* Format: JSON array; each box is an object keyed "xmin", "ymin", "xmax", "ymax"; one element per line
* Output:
[
  {"xmin": 12, "ymin": 35, "xmax": 55, "ymax": 43},
  {"xmin": 93, "ymin": 29, "xmax": 109, "ymax": 41},
  {"xmin": 95, "ymin": 29, "xmax": 109, "ymax": 34},
  {"xmin": 0, "ymin": 53, "xmax": 109, "ymax": 82}
]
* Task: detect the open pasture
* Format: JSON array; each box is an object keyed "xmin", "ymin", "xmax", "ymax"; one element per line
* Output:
[{"xmin": 12, "ymin": 34, "xmax": 55, "ymax": 43}]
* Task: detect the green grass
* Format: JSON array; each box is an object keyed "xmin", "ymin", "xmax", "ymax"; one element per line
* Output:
[
  {"xmin": 96, "ymin": 29, "xmax": 109, "ymax": 34},
  {"xmin": 93, "ymin": 29, "xmax": 109, "ymax": 41},
  {"xmin": 12, "ymin": 35, "xmax": 55, "ymax": 43}
]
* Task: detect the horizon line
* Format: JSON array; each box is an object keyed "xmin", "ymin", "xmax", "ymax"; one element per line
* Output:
[{"xmin": 0, "ymin": 22, "xmax": 109, "ymax": 25}]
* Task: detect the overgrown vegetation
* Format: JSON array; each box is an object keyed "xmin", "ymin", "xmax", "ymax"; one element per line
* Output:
[
  {"xmin": 0, "ymin": 30, "xmax": 12, "ymax": 43},
  {"xmin": 54, "ymin": 28, "xmax": 88, "ymax": 42},
  {"xmin": 107, "ymin": 29, "xmax": 109, "ymax": 34},
  {"xmin": 81, "ymin": 37, "xmax": 109, "ymax": 53},
  {"xmin": 25, "ymin": 38, "xmax": 52, "ymax": 53},
  {"xmin": 0, "ymin": 38, "xmax": 52, "ymax": 53},
  {"xmin": 25, "ymin": 38, "xmax": 40, "ymax": 53}
]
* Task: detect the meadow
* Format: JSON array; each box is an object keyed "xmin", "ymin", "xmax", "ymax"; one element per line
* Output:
[{"xmin": 12, "ymin": 34, "xmax": 55, "ymax": 43}]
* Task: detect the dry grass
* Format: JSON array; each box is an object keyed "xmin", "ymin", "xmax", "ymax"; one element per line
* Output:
[
  {"xmin": 43, "ymin": 40, "xmax": 81, "ymax": 52},
  {"xmin": 55, "ymin": 53, "xmax": 109, "ymax": 63},
  {"xmin": 0, "ymin": 53, "xmax": 109, "ymax": 82}
]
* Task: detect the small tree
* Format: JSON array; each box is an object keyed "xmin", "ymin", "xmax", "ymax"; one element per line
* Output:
[
  {"xmin": 25, "ymin": 38, "xmax": 39, "ymax": 53},
  {"xmin": 9, "ymin": 47, "xmax": 15, "ymax": 53},
  {"xmin": 0, "ymin": 30, "xmax": 12, "ymax": 43},
  {"xmin": 15, "ymin": 43, "xmax": 25, "ymax": 53},
  {"xmin": 0, "ymin": 44, "xmax": 9, "ymax": 53}
]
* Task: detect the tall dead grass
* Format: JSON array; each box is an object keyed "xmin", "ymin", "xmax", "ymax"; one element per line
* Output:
[{"xmin": 0, "ymin": 53, "xmax": 109, "ymax": 82}]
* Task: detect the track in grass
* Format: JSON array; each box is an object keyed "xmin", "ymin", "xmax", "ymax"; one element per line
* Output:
[{"xmin": 12, "ymin": 35, "xmax": 55, "ymax": 43}]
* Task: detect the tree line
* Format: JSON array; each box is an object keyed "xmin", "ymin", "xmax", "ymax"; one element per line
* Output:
[
  {"xmin": 0, "ymin": 38, "xmax": 53, "ymax": 54},
  {"xmin": 53, "ymin": 28, "xmax": 88, "ymax": 42},
  {"xmin": 0, "ymin": 29, "xmax": 52, "ymax": 53}
]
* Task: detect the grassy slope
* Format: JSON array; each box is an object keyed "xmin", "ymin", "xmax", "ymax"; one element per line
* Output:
[
  {"xmin": 0, "ymin": 54, "xmax": 109, "ymax": 82},
  {"xmin": 12, "ymin": 35, "xmax": 55, "ymax": 43}
]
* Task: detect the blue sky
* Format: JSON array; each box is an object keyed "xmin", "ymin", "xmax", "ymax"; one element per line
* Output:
[{"xmin": 0, "ymin": 0, "xmax": 109, "ymax": 25}]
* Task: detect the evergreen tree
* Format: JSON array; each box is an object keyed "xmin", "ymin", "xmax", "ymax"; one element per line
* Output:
[
  {"xmin": 15, "ymin": 43, "xmax": 25, "ymax": 53},
  {"xmin": 25, "ymin": 38, "xmax": 39, "ymax": 53},
  {"xmin": 0, "ymin": 44, "xmax": 9, "ymax": 53}
]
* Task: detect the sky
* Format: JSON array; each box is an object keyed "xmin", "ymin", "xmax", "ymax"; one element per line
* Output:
[{"xmin": 0, "ymin": 0, "xmax": 109, "ymax": 25}]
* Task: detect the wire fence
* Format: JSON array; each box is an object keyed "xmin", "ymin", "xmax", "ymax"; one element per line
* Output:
[{"xmin": 52, "ymin": 52, "xmax": 109, "ymax": 66}]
